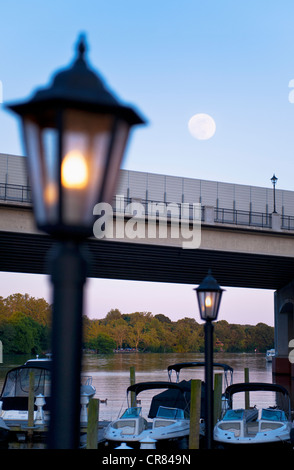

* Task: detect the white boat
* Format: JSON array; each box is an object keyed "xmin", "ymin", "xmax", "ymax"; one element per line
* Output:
[
  {"xmin": 0, "ymin": 356, "xmax": 96, "ymax": 424},
  {"xmin": 104, "ymin": 381, "xmax": 191, "ymax": 449},
  {"xmin": 214, "ymin": 382, "xmax": 292, "ymax": 447},
  {"xmin": 167, "ymin": 361, "xmax": 234, "ymax": 432},
  {"xmin": 266, "ymin": 349, "xmax": 275, "ymax": 362}
]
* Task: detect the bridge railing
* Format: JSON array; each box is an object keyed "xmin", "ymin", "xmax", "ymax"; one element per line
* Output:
[
  {"xmin": 214, "ymin": 207, "xmax": 272, "ymax": 228},
  {"xmin": 1, "ymin": 183, "xmax": 293, "ymax": 232},
  {"xmin": 281, "ymin": 215, "xmax": 294, "ymax": 230},
  {"xmin": 0, "ymin": 182, "xmax": 32, "ymax": 203},
  {"xmin": 112, "ymin": 197, "xmax": 206, "ymax": 221}
]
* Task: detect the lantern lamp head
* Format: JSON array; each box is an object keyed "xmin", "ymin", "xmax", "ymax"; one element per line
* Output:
[
  {"xmin": 271, "ymin": 174, "xmax": 278, "ymax": 186},
  {"xmin": 5, "ymin": 34, "xmax": 145, "ymax": 238},
  {"xmin": 194, "ymin": 270, "xmax": 224, "ymax": 321}
]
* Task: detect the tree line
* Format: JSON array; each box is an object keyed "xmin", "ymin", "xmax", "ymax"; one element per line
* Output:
[
  {"xmin": 0, "ymin": 295, "xmax": 274, "ymax": 355},
  {"xmin": 0, "ymin": 294, "xmax": 51, "ymax": 354}
]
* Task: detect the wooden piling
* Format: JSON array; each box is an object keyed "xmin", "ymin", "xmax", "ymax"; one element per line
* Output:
[
  {"xmin": 130, "ymin": 366, "xmax": 136, "ymax": 407},
  {"xmin": 244, "ymin": 367, "xmax": 250, "ymax": 409},
  {"xmin": 86, "ymin": 398, "xmax": 99, "ymax": 449},
  {"xmin": 27, "ymin": 371, "xmax": 35, "ymax": 440},
  {"xmin": 189, "ymin": 379, "xmax": 202, "ymax": 449},
  {"xmin": 213, "ymin": 373, "xmax": 223, "ymax": 426},
  {"xmin": 28, "ymin": 371, "xmax": 35, "ymax": 426}
]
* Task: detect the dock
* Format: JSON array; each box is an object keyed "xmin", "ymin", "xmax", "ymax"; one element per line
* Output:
[{"xmin": 1, "ymin": 419, "xmax": 109, "ymax": 449}]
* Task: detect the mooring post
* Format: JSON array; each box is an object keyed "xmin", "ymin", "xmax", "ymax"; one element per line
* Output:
[
  {"xmin": 130, "ymin": 366, "xmax": 136, "ymax": 407},
  {"xmin": 27, "ymin": 371, "xmax": 35, "ymax": 440},
  {"xmin": 213, "ymin": 373, "xmax": 223, "ymax": 426},
  {"xmin": 244, "ymin": 367, "xmax": 250, "ymax": 409},
  {"xmin": 86, "ymin": 398, "xmax": 99, "ymax": 449},
  {"xmin": 189, "ymin": 379, "xmax": 202, "ymax": 449}
]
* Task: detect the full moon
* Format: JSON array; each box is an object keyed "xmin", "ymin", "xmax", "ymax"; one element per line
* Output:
[{"xmin": 188, "ymin": 113, "xmax": 216, "ymax": 140}]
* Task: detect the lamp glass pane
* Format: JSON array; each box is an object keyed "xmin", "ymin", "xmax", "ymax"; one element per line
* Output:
[
  {"xmin": 22, "ymin": 117, "xmax": 59, "ymax": 227},
  {"xmin": 61, "ymin": 109, "xmax": 114, "ymax": 226},
  {"xmin": 61, "ymin": 109, "xmax": 130, "ymax": 228},
  {"xmin": 197, "ymin": 290, "xmax": 222, "ymax": 320},
  {"xmin": 22, "ymin": 108, "xmax": 131, "ymax": 235}
]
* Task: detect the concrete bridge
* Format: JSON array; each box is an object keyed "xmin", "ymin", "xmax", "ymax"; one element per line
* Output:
[{"xmin": 1, "ymin": 153, "xmax": 294, "ymax": 396}]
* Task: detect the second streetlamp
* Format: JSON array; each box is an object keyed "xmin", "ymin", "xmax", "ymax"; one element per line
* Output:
[
  {"xmin": 271, "ymin": 174, "xmax": 278, "ymax": 214},
  {"xmin": 6, "ymin": 34, "xmax": 145, "ymax": 448},
  {"xmin": 194, "ymin": 270, "xmax": 224, "ymax": 449}
]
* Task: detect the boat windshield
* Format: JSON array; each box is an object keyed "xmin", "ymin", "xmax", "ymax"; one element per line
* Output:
[
  {"xmin": 121, "ymin": 407, "xmax": 142, "ymax": 419},
  {"xmin": 2, "ymin": 367, "xmax": 51, "ymax": 397},
  {"xmin": 156, "ymin": 406, "xmax": 187, "ymax": 419},
  {"xmin": 223, "ymin": 409, "xmax": 244, "ymax": 421},
  {"xmin": 261, "ymin": 409, "xmax": 287, "ymax": 421}
]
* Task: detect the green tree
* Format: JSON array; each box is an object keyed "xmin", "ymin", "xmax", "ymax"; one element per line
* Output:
[
  {"xmin": 1, "ymin": 311, "xmax": 49, "ymax": 354},
  {"xmin": 3, "ymin": 293, "xmax": 51, "ymax": 326},
  {"xmin": 109, "ymin": 318, "xmax": 129, "ymax": 350},
  {"xmin": 86, "ymin": 333, "xmax": 116, "ymax": 354},
  {"xmin": 0, "ymin": 321, "xmax": 16, "ymax": 353},
  {"xmin": 250, "ymin": 323, "xmax": 274, "ymax": 352},
  {"xmin": 154, "ymin": 314, "xmax": 172, "ymax": 324},
  {"xmin": 104, "ymin": 308, "xmax": 122, "ymax": 323},
  {"xmin": 128, "ymin": 312, "xmax": 149, "ymax": 350},
  {"xmin": 173, "ymin": 318, "xmax": 199, "ymax": 353}
]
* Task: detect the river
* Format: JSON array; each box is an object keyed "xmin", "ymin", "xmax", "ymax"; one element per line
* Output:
[{"xmin": 0, "ymin": 352, "xmax": 274, "ymax": 423}]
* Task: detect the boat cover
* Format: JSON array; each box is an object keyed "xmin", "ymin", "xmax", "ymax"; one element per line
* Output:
[
  {"xmin": 127, "ymin": 381, "xmax": 187, "ymax": 396},
  {"xmin": 127, "ymin": 380, "xmax": 206, "ymax": 420},
  {"xmin": 147, "ymin": 380, "xmax": 193, "ymax": 419},
  {"xmin": 0, "ymin": 365, "xmax": 52, "ymax": 411}
]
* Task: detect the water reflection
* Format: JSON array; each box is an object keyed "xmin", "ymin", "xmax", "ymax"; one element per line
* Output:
[
  {"xmin": 0, "ymin": 352, "xmax": 274, "ymax": 422},
  {"xmin": 82, "ymin": 352, "xmax": 274, "ymax": 421}
]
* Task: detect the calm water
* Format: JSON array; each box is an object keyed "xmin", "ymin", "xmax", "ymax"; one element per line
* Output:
[{"xmin": 0, "ymin": 352, "xmax": 275, "ymax": 422}]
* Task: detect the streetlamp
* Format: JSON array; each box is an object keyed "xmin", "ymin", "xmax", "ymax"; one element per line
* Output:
[
  {"xmin": 271, "ymin": 174, "xmax": 278, "ymax": 213},
  {"xmin": 194, "ymin": 270, "xmax": 224, "ymax": 449},
  {"xmin": 6, "ymin": 34, "xmax": 145, "ymax": 448}
]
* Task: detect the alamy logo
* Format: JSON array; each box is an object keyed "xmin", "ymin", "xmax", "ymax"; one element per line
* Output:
[{"xmin": 93, "ymin": 195, "xmax": 202, "ymax": 249}]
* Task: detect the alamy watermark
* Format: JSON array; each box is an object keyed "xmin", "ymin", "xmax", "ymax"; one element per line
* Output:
[{"xmin": 93, "ymin": 195, "xmax": 201, "ymax": 249}]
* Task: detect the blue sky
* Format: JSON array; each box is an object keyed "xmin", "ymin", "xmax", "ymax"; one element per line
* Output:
[{"xmin": 1, "ymin": 0, "xmax": 293, "ymax": 326}]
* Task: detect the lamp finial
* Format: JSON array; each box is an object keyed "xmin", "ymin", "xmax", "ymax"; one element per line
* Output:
[{"xmin": 77, "ymin": 33, "xmax": 87, "ymax": 59}]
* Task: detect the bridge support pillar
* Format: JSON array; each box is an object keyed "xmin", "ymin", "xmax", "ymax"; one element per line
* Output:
[{"xmin": 273, "ymin": 281, "xmax": 294, "ymax": 408}]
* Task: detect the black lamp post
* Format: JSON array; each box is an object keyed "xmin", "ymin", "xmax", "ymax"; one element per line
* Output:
[
  {"xmin": 6, "ymin": 34, "xmax": 145, "ymax": 448},
  {"xmin": 194, "ymin": 270, "xmax": 224, "ymax": 449},
  {"xmin": 271, "ymin": 174, "xmax": 278, "ymax": 214}
]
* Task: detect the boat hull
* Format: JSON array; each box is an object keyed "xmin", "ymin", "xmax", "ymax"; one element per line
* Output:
[
  {"xmin": 214, "ymin": 420, "xmax": 292, "ymax": 447},
  {"xmin": 104, "ymin": 419, "xmax": 190, "ymax": 449}
]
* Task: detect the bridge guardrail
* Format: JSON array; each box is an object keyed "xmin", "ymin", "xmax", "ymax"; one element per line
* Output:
[
  {"xmin": 0, "ymin": 182, "xmax": 32, "ymax": 203},
  {"xmin": 214, "ymin": 207, "xmax": 272, "ymax": 228},
  {"xmin": 281, "ymin": 215, "xmax": 294, "ymax": 230},
  {"xmin": 112, "ymin": 196, "xmax": 205, "ymax": 221},
  {"xmin": 1, "ymin": 182, "xmax": 294, "ymax": 232}
]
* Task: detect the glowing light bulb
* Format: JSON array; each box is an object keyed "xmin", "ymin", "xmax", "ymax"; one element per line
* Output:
[
  {"xmin": 44, "ymin": 182, "xmax": 58, "ymax": 204},
  {"xmin": 205, "ymin": 296, "xmax": 212, "ymax": 308},
  {"xmin": 61, "ymin": 150, "xmax": 88, "ymax": 189}
]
